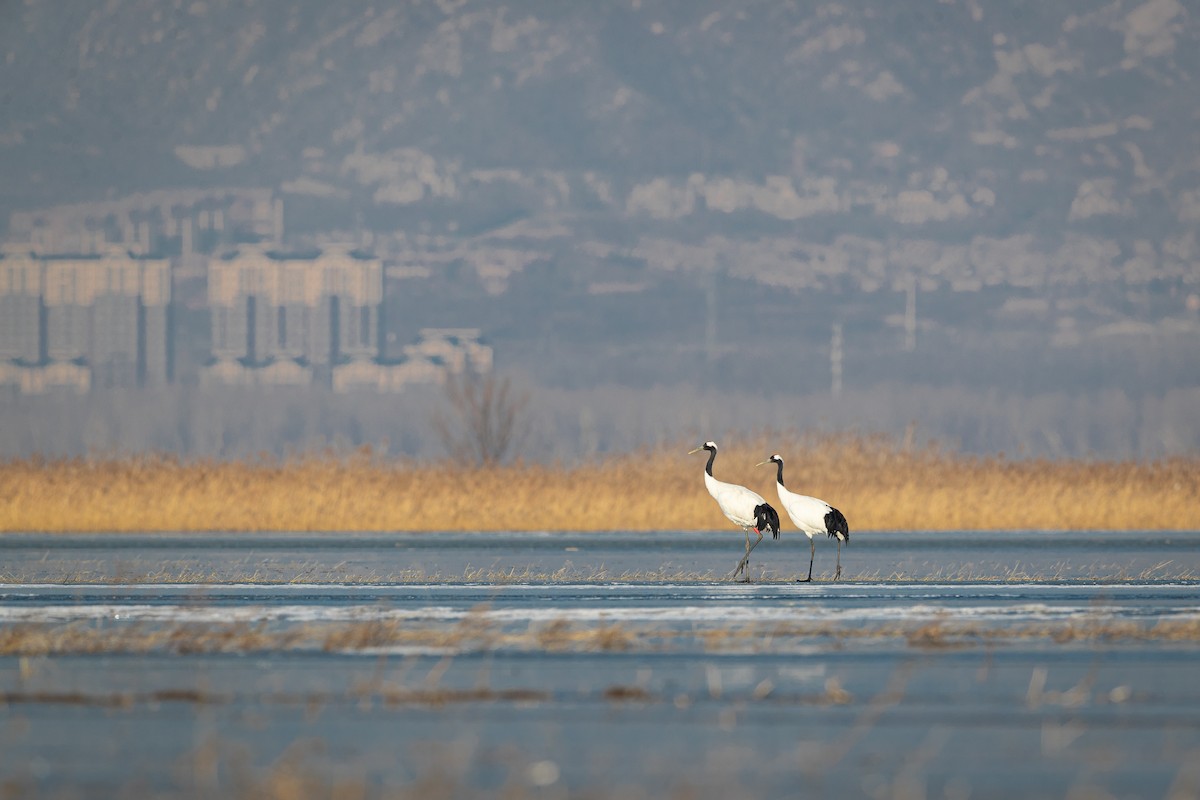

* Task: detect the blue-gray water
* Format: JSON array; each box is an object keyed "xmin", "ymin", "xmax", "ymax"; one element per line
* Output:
[
  {"xmin": 1, "ymin": 529, "xmax": 1195, "ymax": 582},
  {"xmin": 2, "ymin": 531, "xmax": 1199, "ymax": 798}
]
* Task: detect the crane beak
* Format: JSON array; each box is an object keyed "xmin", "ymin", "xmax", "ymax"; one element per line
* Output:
[
  {"xmin": 754, "ymin": 460, "xmax": 770, "ymax": 467},
  {"xmin": 687, "ymin": 447, "xmax": 704, "ymax": 455}
]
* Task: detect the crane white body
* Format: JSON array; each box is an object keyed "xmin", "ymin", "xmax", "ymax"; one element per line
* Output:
[
  {"xmin": 776, "ymin": 482, "xmax": 842, "ymax": 542},
  {"xmin": 703, "ymin": 470, "xmax": 769, "ymax": 531},
  {"xmin": 758, "ymin": 454, "xmax": 849, "ymax": 582},
  {"xmin": 689, "ymin": 441, "xmax": 780, "ymax": 581}
]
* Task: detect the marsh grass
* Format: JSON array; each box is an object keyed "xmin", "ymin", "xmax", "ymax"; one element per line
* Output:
[
  {"xmin": 2, "ymin": 433, "xmax": 1198, "ymax": 532},
  {"xmin": 4, "ymin": 613, "xmax": 1200, "ymax": 659},
  {"xmin": 1, "ymin": 561, "xmax": 1196, "ymax": 584}
]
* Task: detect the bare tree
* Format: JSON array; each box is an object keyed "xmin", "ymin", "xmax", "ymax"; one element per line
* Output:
[{"xmin": 431, "ymin": 370, "xmax": 529, "ymax": 465}]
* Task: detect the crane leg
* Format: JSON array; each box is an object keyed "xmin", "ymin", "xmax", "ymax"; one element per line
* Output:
[
  {"xmin": 834, "ymin": 539, "xmax": 842, "ymax": 581},
  {"xmin": 730, "ymin": 529, "xmax": 762, "ymax": 581},
  {"xmin": 732, "ymin": 531, "xmax": 753, "ymax": 581},
  {"xmin": 729, "ymin": 531, "xmax": 749, "ymax": 580},
  {"xmin": 730, "ymin": 541, "xmax": 747, "ymax": 580},
  {"xmin": 796, "ymin": 538, "xmax": 814, "ymax": 583}
]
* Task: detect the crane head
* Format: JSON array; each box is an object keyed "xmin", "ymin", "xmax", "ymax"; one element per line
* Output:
[
  {"xmin": 755, "ymin": 454, "xmax": 783, "ymax": 467},
  {"xmin": 688, "ymin": 441, "xmax": 718, "ymax": 455}
]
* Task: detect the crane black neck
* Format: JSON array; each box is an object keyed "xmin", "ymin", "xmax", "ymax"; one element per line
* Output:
[
  {"xmin": 774, "ymin": 460, "xmax": 786, "ymax": 487},
  {"xmin": 704, "ymin": 448, "xmax": 716, "ymax": 477}
]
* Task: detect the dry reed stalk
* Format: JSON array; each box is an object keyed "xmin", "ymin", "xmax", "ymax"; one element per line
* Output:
[
  {"xmin": 4, "ymin": 616, "xmax": 1200, "ymax": 658},
  {"xmin": 1, "ymin": 434, "xmax": 1197, "ymax": 532}
]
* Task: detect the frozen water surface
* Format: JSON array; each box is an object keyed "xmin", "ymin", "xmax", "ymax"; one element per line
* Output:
[
  {"xmin": 1, "ymin": 531, "xmax": 1198, "ymax": 797},
  {"xmin": 1, "ymin": 530, "xmax": 1195, "ymax": 582}
]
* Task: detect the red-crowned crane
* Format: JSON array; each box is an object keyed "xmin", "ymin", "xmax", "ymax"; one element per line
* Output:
[
  {"xmin": 689, "ymin": 441, "xmax": 781, "ymax": 581},
  {"xmin": 757, "ymin": 454, "xmax": 849, "ymax": 582}
]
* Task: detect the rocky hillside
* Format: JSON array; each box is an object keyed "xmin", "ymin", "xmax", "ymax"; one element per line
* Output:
[{"xmin": 2, "ymin": 0, "xmax": 1198, "ymax": 293}]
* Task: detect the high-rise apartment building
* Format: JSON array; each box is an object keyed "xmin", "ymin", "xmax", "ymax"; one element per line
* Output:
[
  {"xmin": 205, "ymin": 245, "xmax": 382, "ymax": 385},
  {"xmin": 0, "ymin": 247, "xmax": 171, "ymax": 393},
  {"xmin": 0, "ymin": 252, "xmax": 42, "ymax": 363},
  {"xmin": 204, "ymin": 245, "xmax": 493, "ymax": 392}
]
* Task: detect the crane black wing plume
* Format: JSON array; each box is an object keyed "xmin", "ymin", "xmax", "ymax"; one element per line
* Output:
[
  {"xmin": 825, "ymin": 508, "xmax": 849, "ymax": 542},
  {"xmin": 755, "ymin": 503, "xmax": 782, "ymax": 540}
]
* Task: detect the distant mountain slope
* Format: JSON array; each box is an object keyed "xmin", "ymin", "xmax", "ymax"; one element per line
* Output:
[{"xmin": 2, "ymin": 0, "xmax": 1197, "ymax": 288}]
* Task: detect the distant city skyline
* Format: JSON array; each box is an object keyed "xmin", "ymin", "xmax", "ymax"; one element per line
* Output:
[
  {"xmin": 0, "ymin": 229, "xmax": 492, "ymax": 396},
  {"xmin": 1, "ymin": 1, "xmax": 1197, "ymax": 459}
]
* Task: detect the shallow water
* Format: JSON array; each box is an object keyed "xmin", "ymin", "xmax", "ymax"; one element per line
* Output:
[
  {"xmin": 4, "ymin": 581, "xmax": 1200, "ymax": 631},
  {"xmin": 2, "ymin": 531, "xmax": 1199, "ymax": 798},
  {"xmin": 1, "ymin": 529, "xmax": 1195, "ymax": 582}
]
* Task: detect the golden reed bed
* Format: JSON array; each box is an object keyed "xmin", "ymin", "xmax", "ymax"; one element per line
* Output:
[{"xmin": 1, "ymin": 434, "xmax": 1198, "ymax": 533}]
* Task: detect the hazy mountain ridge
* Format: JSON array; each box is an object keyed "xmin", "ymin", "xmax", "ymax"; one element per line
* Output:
[{"xmin": 2, "ymin": 0, "xmax": 1197, "ymax": 296}]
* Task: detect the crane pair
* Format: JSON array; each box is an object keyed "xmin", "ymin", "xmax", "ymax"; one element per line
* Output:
[{"xmin": 688, "ymin": 441, "xmax": 849, "ymax": 582}]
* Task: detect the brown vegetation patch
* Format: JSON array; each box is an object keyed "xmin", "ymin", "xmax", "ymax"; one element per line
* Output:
[
  {"xmin": 602, "ymin": 685, "xmax": 654, "ymax": 701},
  {"xmin": 3, "ymin": 615, "xmax": 1200, "ymax": 659},
  {"xmin": 1, "ymin": 434, "xmax": 1197, "ymax": 533}
]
